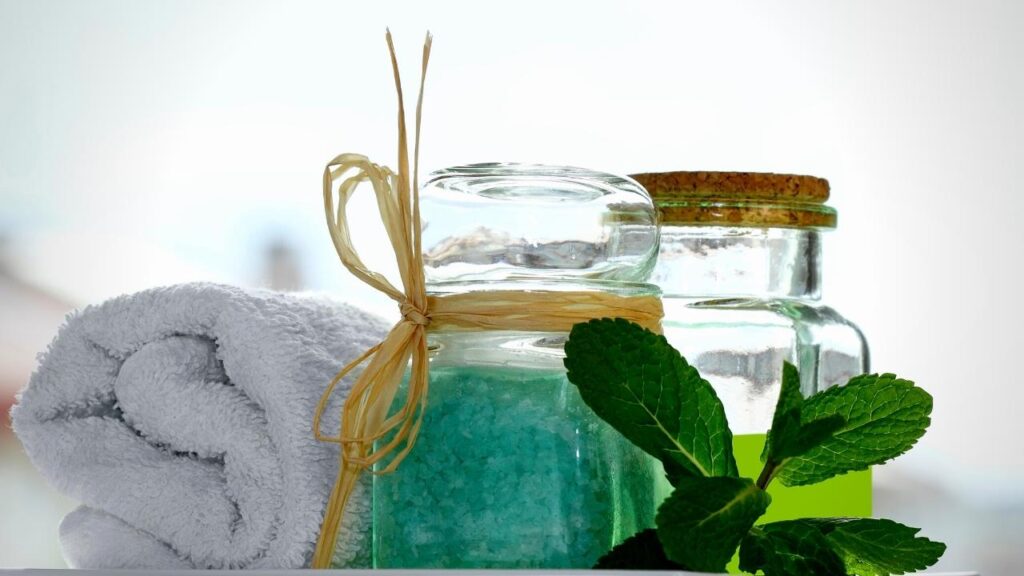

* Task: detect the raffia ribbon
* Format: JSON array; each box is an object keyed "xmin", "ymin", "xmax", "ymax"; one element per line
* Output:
[{"xmin": 311, "ymin": 31, "xmax": 663, "ymax": 568}]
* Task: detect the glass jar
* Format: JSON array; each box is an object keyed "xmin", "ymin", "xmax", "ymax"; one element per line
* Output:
[
  {"xmin": 372, "ymin": 164, "xmax": 662, "ymax": 569},
  {"xmin": 630, "ymin": 171, "xmax": 871, "ymax": 523}
]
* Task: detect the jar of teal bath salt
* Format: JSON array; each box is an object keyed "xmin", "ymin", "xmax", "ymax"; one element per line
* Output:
[
  {"xmin": 630, "ymin": 171, "xmax": 871, "ymax": 528},
  {"xmin": 372, "ymin": 164, "xmax": 662, "ymax": 569}
]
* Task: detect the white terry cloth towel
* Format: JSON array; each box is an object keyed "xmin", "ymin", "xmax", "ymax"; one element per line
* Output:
[{"xmin": 11, "ymin": 283, "xmax": 389, "ymax": 569}]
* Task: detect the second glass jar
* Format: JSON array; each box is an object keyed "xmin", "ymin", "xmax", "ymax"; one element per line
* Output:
[{"xmin": 632, "ymin": 170, "xmax": 871, "ymax": 522}]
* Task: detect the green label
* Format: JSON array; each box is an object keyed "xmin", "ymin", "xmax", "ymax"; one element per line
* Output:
[{"xmin": 734, "ymin": 433, "xmax": 872, "ymax": 521}]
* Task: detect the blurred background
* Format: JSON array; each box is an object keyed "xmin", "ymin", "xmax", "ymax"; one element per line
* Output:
[{"xmin": 1, "ymin": 0, "xmax": 1021, "ymax": 572}]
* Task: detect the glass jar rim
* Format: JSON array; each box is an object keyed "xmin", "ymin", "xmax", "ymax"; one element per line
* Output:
[
  {"xmin": 425, "ymin": 163, "xmax": 652, "ymax": 204},
  {"xmin": 429, "ymin": 162, "xmax": 643, "ymax": 180}
]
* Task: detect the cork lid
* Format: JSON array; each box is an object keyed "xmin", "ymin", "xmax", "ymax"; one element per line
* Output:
[{"xmin": 629, "ymin": 171, "xmax": 837, "ymax": 229}]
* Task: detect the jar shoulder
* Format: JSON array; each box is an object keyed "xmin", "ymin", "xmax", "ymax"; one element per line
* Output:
[
  {"xmin": 663, "ymin": 297, "xmax": 865, "ymax": 334},
  {"xmin": 661, "ymin": 296, "xmax": 870, "ymax": 393}
]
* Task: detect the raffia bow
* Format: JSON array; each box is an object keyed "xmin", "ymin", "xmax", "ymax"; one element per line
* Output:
[{"xmin": 311, "ymin": 31, "xmax": 663, "ymax": 568}]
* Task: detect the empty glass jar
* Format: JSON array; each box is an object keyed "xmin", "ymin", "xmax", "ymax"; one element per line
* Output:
[
  {"xmin": 372, "ymin": 164, "xmax": 662, "ymax": 568},
  {"xmin": 631, "ymin": 171, "xmax": 871, "ymax": 521}
]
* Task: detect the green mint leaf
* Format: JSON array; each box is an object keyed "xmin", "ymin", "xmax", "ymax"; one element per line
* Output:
[
  {"xmin": 656, "ymin": 476, "xmax": 770, "ymax": 572},
  {"xmin": 786, "ymin": 415, "xmax": 847, "ymax": 458},
  {"xmin": 564, "ymin": 318, "xmax": 737, "ymax": 478},
  {"xmin": 767, "ymin": 412, "xmax": 848, "ymax": 471},
  {"xmin": 774, "ymin": 373, "xmax": 932, "ymax": 486},
  {"xmin": 743, "ymin": 518, "xmax": 946, "ymax": 576},
  {"xmin": 739, "ymin": 521, "xmax": 846, "ymax": 576},
  {"xmin": 764, "ymin": 362, "xmax": 846, "ymax": 462},
  {"xmin": 775, "ymin": 362, "xmax": 804, "ymax": 427},
  {"xmin": 821, "ymin": 518, "xmax": 946, "ymax": 575},
  {"xmin": 762, "ymin": 362, "xmax": 806, "ymax": 461},
  {"xmin": 593, "ymin": 528, "xmax": 687, "ymax": 570}
]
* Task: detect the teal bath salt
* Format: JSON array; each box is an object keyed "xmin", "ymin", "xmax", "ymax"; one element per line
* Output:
[{"xmin": 372, "ymin": 366, "xmax": 659, "ymax": 568}]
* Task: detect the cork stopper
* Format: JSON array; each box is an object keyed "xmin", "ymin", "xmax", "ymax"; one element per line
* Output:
[{"xmin": 630, "ymin": 171, "xmax": 837, "ymax": 229}]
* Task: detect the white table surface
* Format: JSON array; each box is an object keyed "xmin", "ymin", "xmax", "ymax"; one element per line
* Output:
[{"xmin": 0, "ymin": 565, "xmax": 983, "ymax": 569}]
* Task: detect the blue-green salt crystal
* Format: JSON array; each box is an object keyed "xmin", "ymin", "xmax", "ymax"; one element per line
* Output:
[{"xmin": 373, "ymin": 366, "xmax": 658, "ymax": 568}]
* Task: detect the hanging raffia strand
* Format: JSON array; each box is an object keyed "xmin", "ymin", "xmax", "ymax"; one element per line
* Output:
[{"xmin": 311, "ymin": 30, "xmax": 663, "ymax": 568}]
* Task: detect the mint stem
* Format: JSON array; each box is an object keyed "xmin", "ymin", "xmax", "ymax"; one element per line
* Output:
[{"xmin": 756, "ymin": 460, "xmax": 777, "ymax": 490}]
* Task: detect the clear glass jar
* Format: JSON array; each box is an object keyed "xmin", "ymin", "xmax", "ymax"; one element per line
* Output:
[
  {"xmin": 372, "ymin": 164, "xmax": 662, "ymax": 569},
  {"xmin": 631, "ymin": 171, "xmax": 871, "ymax": 522}
]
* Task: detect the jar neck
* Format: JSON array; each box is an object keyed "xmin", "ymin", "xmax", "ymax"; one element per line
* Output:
[{"xmin": 651, "ymin": 226, "xmax": 822, "ymax": 300}]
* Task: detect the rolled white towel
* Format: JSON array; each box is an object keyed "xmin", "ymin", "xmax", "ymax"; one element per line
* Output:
[{"xmin": 11, "ymin": 283, "xmax": 388, "ymax": 569}]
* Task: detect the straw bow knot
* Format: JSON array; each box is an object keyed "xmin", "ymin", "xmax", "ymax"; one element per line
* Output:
[{"xmin": 400, "ymin": 301, "xmax": 431, "ymax": 326}]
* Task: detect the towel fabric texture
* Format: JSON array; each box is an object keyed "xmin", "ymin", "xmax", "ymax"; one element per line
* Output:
[{"xmin": 11, "ymin": 283, "xmax": 388, "ymax": 569}]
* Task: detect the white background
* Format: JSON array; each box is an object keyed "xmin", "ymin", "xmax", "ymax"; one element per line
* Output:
[{"xmin": 1, "ymin": 0, "xmax": 1022, "ymax": 573}]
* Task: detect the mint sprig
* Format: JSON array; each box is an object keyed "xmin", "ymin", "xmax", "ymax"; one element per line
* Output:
[{"xmin": 564, "ymin": 318, "xmax": 945, "ymax": 575}]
